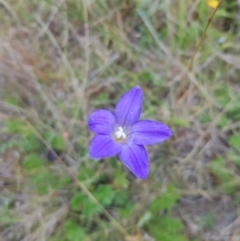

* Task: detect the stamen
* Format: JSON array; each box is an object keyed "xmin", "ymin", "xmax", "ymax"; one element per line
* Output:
[{"xmin": 115, "ymin": 126, "xmax": 126, "ymax": 139}]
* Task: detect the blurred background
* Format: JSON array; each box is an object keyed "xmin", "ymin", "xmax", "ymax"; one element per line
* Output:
[{"xmin": 0, "ymin": 0, "xmax": 240, "ymax": 240}]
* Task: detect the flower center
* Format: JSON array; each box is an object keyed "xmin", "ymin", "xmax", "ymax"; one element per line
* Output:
[{"xmin": 115, "ymin": 126, "xmax": 126, "ymax": 140}]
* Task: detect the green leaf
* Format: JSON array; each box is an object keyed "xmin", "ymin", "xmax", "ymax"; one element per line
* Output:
[
  {"xmin": 57, "ymin": 176, "xmax": 71, "ymax": 188},
  {"xmin": 71, "ymin": 193, "xmax": 84, "ymax": 211},
  {"xmin": 113, "ymin": 165, "xmax": 128, "ymax": 188},
  {"xmin": 210, "ymin": 157, "xmax": 231, "ymax": 182},
  {"xmin": 4, "ymin": 120, "xmax": 27, "ymax": 134},
  {"xmin": 50, "ymin": 134, "xmax": 65, "ymax": 150},
  {"xmin": 19, "ymin": 134, "xmax": 42, "ymax": 152},
  {"xmin": 150, "ymin": 185, "xmax": 179, "ymax": 212},
  {"xmin": 0, "ymin": 133, "xmax": 41, "ymax": 154},
  {"xmin": 0, "ymin": 209, "xmax": 19, "ymax": 225},
  {"xmin": 158, "ymin": 216, "xmax": 183, "ymax": 232},
  {"xmin": 0, "ymin": 139, "xmax": 19, "ymax": 153},
  {"xmin": 114, "ymin": 190, "xmax": 128, "ymax": 206},
  {"xmin": 31, "ymin": 168, "xmax": 56, "ymax": 194},
  {"xmin": 71, "ymin": 192, "xmax": 101, "ymax": 215},
  {"xmin": 119, "ymin": 201, "xmax": 134, "ymax": 218},
  {"xmin": 229, "ymin": 134, "xmax": 240, "ymax": 148},
  {"xmin": 200, "ymin": 111, "xmax": 212, "ymax": 124},
  {"xmin": 78, "ymin": 166, "xmax": 96, "ymax": 182},
  {"xmin": 94, "ymin": 185, "xmax": 114, "ymax": 207},
  {"xmin": 148, "ymin": 216, "xmax": 186, "ymax": 241},
  {"xmin": 226, "ymin": 96, "xmax": 240, "ymax": 121},
  {"xmin": 82, "ymin": 200, "xmax": 101, "ymax": 216},
  {"xmin": 64, "ymin": 220, "xmax": 86, "ymax": 241},
  {"xmin": 214, "ymin": 86, "xmax": 230, "ymax": 106},
  {"xmin": 198, "ymin": 213, "xmax": 214, "ymax": 229},
  {"xmin": 210, "ymin": 157, "xmax": 238, "ymax": 194},
  {"xmin": 5, "ymin": 96, "xmax": 21, "ymax": 106},
  {"xmin": 169, "ymin": 117, "xmax": 189, "ymax": 127},
  {"xmin": 23, "ymin": 153, "xmax": 45, "ymax": 170},
  {"xmin": 228, "ymin": 152, "xmax": 240, "ymax": 168},
  {"xmin": 217, "ymin": 115, "xmax": 228, "ymax": 128}
]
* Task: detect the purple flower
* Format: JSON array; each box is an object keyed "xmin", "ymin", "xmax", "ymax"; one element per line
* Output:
[{"xmin": 88, "ymin": 86, "xmax": 172, "ymax": 179}]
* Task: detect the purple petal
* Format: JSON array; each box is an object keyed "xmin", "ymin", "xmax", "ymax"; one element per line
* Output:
[
  {"xmin": 131, "ymin": 120, "xmax": 172, "ymax": 145},
  {"xmin": 88, "ymin": 110, "xmax": 116, "ymax": 135},
  {"xmin": 118, "ymin": 143, "xmax": 149, "ymax": 179},
  {"xmin": 89, "ymin": 134, "xmax": 121, "ymax": 158},
  {"xmin": 115, "ymin": 86, "xmax": 142, "ymax": 126}
]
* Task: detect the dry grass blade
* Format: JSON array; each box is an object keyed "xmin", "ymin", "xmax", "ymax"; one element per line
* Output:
[
  {"xmin": 35, "ymin": 0, "xmax": 66, "ymax": 39},
  {"xmin": 0, "ymin": 0, "xmax": 21, "ymax": 24}
]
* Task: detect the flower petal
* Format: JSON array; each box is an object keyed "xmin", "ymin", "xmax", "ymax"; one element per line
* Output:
[
  {"xmin": 131, "ymin": 120, "xmax": 172, "ymax": 145},
  {"xmin": 89, "ymin": 134, "xmax": 121, "ymax": 158},
  {"xmin": 118, "ymin": 143, "xmax": 149, "ymax": 179},
  {"xmin": 88, "ymin": 110, "xmax": 116, "ymax": 135},
  {"xmin": 115, "ymin": 86, "xmax": 142, "ymax": 126}
]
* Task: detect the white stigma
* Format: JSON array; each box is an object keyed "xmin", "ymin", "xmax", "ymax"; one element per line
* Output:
[{"xmin": 115, "ymin": 126, "xmax": 126, "ymax": 139}]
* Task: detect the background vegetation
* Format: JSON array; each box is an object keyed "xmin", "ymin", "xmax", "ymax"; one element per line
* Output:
[{"xmin": 0, "ymin": 0, "xmax": 240, "ymax": 240}]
